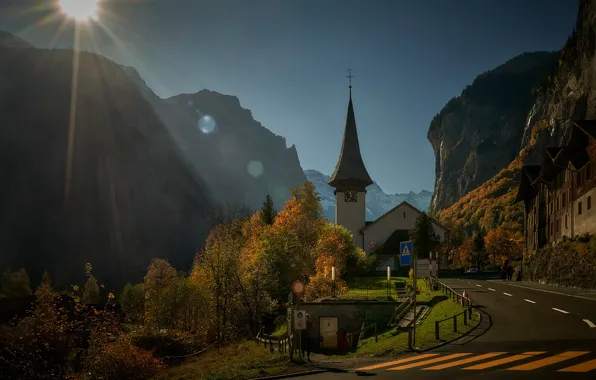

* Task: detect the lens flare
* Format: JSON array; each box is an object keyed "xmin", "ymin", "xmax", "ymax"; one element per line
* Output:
[
  {"xmin": 58, "ymin": 0, "xmax": 100, "ymax": 21},
  {"xmin": 247, "ymin": 161, "xmax": 264, "ymax": 178},
  {"xmin": 198, "ymin": 114, "xmax": 217, "ymax": 134}
]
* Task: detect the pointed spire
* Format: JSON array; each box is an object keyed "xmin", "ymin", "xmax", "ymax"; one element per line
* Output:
[{"xmin": 328, "ymin": 77, "xmax": 373, "ymax": 190}]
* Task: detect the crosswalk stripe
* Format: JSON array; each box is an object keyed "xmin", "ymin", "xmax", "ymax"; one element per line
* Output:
[
  {"xmin": 558, "ymin": 359, "xmax": 596, "ymax": 373},
  {"xmin": 507, "ymin": 351, "xmax": 590, "ymax": 371},
  {"xmin": 355, "ymin": 353, "xmax": 439, "ymax": 371},
  {"xmin": 423, "ymin": 352, "xmax": 507, "ymax": 370},
  {"xmin": 387, "ymin": 353, "xmax": 472, "ymax": 370},
  {"xmin": 462, "ymin": 352, "xmax": 545, "ymax": 370}
]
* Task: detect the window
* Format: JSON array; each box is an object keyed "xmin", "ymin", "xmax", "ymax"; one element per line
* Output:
[
  {"xmin": 403, "ymin": 212, "xmax": 406, "ymax": 218},
  {"xmin": 589, "ymin": 196, "xmax": 592, "ymax": 210},
  {"xmin": 587, "ymin": 163, "xmax": 592, "ymax": 181},
  {"xmin": 578, "ymin": 201, "xmax": 583, "ymax": 215},
  {"xmin": 565, "ymin": 214, "xmax": 568, "ymax": 229}
]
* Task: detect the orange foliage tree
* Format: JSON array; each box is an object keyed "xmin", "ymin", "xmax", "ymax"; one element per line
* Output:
[{"xmin": 484, "ymin": 226, "xmax": 523, "ymax": 265}]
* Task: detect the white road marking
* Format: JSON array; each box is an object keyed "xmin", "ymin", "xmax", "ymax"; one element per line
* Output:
[
  {"xmin": 524, "ymin": 299, "xmax": 536, "ymax": 304},
  {"xmin": 488, "ymin": 288, "xmax": 496, "ymax": 291},
  {"xmin": 582, "ymin": 319, "xmax": 596, "ymax": 328},
  {"xmin": 497, "ymin": 282, "xmax": 596, "ymax": 302},
  {"xmin": 476, "ymin": 284, "xmax": 482, "ymax": 287},
  {"xmin": 503, "ymin": 293, "xmax": 513, "ymax": 297},
  {"xmin": 552, "ymin": 308, "xmax": 570, "ymax": 314}
]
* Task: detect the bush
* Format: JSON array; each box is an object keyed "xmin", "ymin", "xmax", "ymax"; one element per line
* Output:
[
  {"xmin": 130, "ymin": 330, "xmax": 205, "ymax": 359},
  {"xmin": 84, "ymin": 339, "xmax": 165, "ymax": 380}
]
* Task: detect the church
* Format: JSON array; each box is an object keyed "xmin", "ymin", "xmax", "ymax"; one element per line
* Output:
[{"xmin": 328, "ymin": 79, "xmax": 449, "ymax": 270}]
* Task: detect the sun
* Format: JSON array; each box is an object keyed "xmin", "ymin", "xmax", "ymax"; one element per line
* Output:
[{"xmin": 58, "ymin": 0, "xmax": 100, "ymax": 21}]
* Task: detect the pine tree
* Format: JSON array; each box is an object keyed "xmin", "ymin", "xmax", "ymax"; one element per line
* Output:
[
  {"xmin": 472, "ymin": 229, "xmax": 487, "ymax": 270},
  {"xmin": 1, "ymin": 268, "xmax": 32, "ymax": 297},
  {"xmin": 83, "ymin": 275, "xmax": 101, "ymax": 304},
  {"xmin": 260, "ymin": 193, "xmax": 276, "ymax": 225},
  {"xmin": 409, "ymin": 212, "xmax": 440, "ymax": 259}
]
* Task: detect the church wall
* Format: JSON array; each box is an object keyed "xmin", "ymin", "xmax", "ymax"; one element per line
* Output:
[
  {"xmin": 362, "ymin": 205, "xmax": 446, "ymax": 255},
  {"xmin": 335, "ymin": 191, "xmax": 366, "ymax": 249}
]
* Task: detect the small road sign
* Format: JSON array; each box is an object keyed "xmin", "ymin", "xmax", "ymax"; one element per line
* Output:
[
  {"xmin": 400, "ymin": 241, "xmax": 412, "ymax": 266},
  {"xmin": 294, "ymin": 310, "xmax": 306, "ymax": 330},
  {"xmin": 292, "ymin": 280, "xmax": 306, "ymax": 295}
]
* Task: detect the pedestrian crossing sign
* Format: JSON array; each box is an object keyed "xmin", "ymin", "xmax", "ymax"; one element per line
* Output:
[{"xmin": 400, "ymin": 241, "xmax": 412, "ymax": 266}]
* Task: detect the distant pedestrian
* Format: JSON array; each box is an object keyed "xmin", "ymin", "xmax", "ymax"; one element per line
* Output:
[
  {"xmin": 507, "ymin": 265, "xmax": 514, "ymax": 281},
  {"xmin": 301, "ymin": 314, "xmax": 313, "ymax": 361}
]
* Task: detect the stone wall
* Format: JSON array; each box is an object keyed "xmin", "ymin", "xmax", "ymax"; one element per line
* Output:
[{"xmin": 295, "ymin": 301, "xmax": 396, "ymax": 340}]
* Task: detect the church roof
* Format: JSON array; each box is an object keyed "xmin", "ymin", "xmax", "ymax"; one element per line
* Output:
[
  {"xmin": 328, "ymin": 88, "xmax": 374, "ymax": 189},
  {"xmin": 372, "ymin": 229, "xmax": 410, "ymax": 256},
  {"xmin": 360, "ymin": 201, "xmax": 449, "ymax": 233}
]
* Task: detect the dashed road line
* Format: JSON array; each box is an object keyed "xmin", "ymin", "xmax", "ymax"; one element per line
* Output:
[
  {"xmin": 488, "ymin": 288, "xmax": 495, "ymax": 291},
  {"xmin": 524, "ymin": 299, "xmax": 536, "ymax": 304},
  {"xmin": 476, "ymin": 284, "xmax": 482, "ymax": 287},
  {"xmin": 583, "ymin": 319, "xmax": 596, "ymax": 328},
  {"xmin": 552, "ymin": 308, "xmax": 570, "ymax": 314},
  {"xmin": 503, "ymin": 292, "xmax": 513, "ymax": 297},
  {"xmin": 501, "ymin": 282, "xmax": 596, "ymax": 302}
]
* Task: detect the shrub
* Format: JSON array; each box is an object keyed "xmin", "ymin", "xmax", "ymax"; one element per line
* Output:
[
  {"xmin": 84, "ymin": 339, "xmax": 165, "ymax": 380},
  {"xmin": 130, "ymin": 330, "xmax": 204, "ymax": 359}
]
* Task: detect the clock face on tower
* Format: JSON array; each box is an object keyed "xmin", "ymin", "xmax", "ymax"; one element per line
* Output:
[{"xmin": 344, "ymin": 190, "xmax": 357, "ymax": 202}]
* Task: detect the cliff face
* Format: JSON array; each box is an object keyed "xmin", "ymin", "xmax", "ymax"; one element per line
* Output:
[
  {"xmin": 522, "ymin": 0, "xmax": 596, "ymax": 159},
  {"xmin": 428, "ymin": 52, "xmax": 559, "ymax": 212},
  {"xmin": 0, "ymin": 47, "xmax": 213, "ymax": 288}
]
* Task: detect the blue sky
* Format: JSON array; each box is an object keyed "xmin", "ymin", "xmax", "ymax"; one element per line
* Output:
[{"xmin": 0, "ymin": 0, "xmax": 579, "ymax": 193}]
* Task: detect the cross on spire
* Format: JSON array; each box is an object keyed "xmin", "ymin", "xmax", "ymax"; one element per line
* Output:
[{"xmin": 346, "ymin": 69, "xmax": 354, "ymax": 97}]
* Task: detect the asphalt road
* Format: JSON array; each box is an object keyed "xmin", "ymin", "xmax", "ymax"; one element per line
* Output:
[{"xmin": 294, "ymin": 276, "xmax": 596, "ymax": 380}]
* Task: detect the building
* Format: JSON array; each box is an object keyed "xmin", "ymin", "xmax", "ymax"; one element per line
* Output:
[
  {"xmin": 327, "ymin": 82, "xmax": 448, "ymax": 270},
  {"xmin": 516, "ymin": 120, "xmax": 596, "ymax": 253}
]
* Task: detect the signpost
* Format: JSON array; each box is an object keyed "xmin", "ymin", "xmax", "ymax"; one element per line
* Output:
[
  {"xmin": 400, "ymin": 241, "xmax": 412, "ymax": 266},
  {"xmin": 290, "ymin": 280, "xmax": 306, "ymax": 358},
  {"xmin": 401, "ymin": 240, "xmax": 416, "ymax": 348}
]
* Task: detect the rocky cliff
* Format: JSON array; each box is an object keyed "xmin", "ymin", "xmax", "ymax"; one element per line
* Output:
[{"xmin": 428, "ymin": 52, "xmax": 559, "ymax": 212}]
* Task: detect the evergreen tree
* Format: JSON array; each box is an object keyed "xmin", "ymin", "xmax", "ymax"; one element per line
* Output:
[
  {"xmin": 83, "ymin": 275, "xmax": 101, "ymax": 304},
  {"xmin": 409, "ymin": 212, "xmax": 440, "ymax": 259},
  {"xmin": 472, "ymin": 229, "xmax": 487, "ymax": 270},
  {"xmin": 260, "ymin": 193, "xmax": 276, "ymax": 225}
]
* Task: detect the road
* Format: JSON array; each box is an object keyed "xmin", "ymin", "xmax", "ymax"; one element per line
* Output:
[{"xmin": 294, "ymin": 276, "xmax": 596, "ymax": 380}]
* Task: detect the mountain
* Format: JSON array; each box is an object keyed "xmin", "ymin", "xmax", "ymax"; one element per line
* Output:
[
  {"xmin": 0, "ymin": 32, "xmax": 306, "ymax": 287},
  {"xmin": 428, "ymin": 51, "xmax": 559, "ymax": 212},
  {"xmin": 0, "ymin": 45, "xmax": 213, "ymax": 288},
  {"xmin": 435, "ymin": 0, "xmax": 596, "ymax": 235},
  {"xmin": 304, "ymin": 170, "xmax": 432, "ymax": 221}
]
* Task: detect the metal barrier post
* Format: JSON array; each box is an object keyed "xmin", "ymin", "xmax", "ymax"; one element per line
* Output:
[
  {"xmin": 464, "ymin": 310, "xmax": 467, "ymax": 325},
  {"xmin": 468, "ymin": 307, "xmax": 472, "ymax": 319},
  {"xmin": 453, "ymin": 315, "xmax": 457, "ymax": 332},
  {"xmin": 435, "ymin": 321, "xmax": 440, "ymax": 340}
]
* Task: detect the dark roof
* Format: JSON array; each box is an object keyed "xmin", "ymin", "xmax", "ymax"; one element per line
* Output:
[
  {"xmin": 372, "ymin": 229, "xmax": 410, "ymax": 256},
  {"xmin": 514, "ymin": 165, "xmax": 541, "ymax": 203},
  {"xmin": 361, "ymin": 201, "xmax": 449, "ymax": 233},
  {"xmin": 573, "ymin": 120, "xmax": 596, "ymax": 139},
  {"xmin": 365, "ymin": 221, "xmax": 374, "ymax": 227},
  {"xmin": 328, "ymin": 89, "xmax": 374, "ymax": 189}
]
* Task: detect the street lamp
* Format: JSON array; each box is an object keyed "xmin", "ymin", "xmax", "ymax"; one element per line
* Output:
[
  {"xmin": 386, "ymin": 266, "xmax": 391, "ymax": 298},
  {"xmin": 331, "ymin": 266, "xmax": 336, "ymax": 298}
]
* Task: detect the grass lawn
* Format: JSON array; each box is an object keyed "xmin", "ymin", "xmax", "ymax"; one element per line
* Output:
[
  {"xmin": 340, "ymin": 276, "xmax": 410, "ymax": 300},
  {"xmin": 338, "ymin": 280, "xmax": 480, "ymax": 358},
  {"xmin": 160, "ymin": 340, "xmax": 299, "ymax": 380}
]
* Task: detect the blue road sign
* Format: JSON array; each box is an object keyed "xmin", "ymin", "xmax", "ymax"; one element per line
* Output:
[
  {"xmin": 297, "ymin": 311, "xmax": 303, "ymax": 318},
  {"xmin": 400, "ymin": 241, "xmax": 412, "ymax": 266}
]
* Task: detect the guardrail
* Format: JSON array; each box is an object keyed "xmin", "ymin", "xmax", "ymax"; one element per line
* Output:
[
  {"xmin": 256, "ymin": 331, "xmax": 290, "ymax": 354},
  {"xmin": 427, "ymin": 277, "xmax": 475, "ymax": 342},
  {"xmin": 388, "ymin": 293, "xmax": 415, "ymax": 327}
]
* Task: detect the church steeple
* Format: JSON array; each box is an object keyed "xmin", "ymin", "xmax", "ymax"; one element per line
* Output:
[{"xmin": 328, "ymin": 72, "xmax": 373, "ymax": 191}]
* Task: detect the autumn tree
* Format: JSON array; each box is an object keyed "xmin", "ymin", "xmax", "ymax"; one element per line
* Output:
[
  {"xmin": 409, "ymin": 212, "xmax": 440, "ymax": 259},
  {"xmin": 472, "ymin": 229, "xmax": 487, "ymax": 270},
  {"xmin": 452, "ymin": 238, "xmax": 473, "ymax": 267},
  {"xmin": 1, "ymin": 268, "xmax": 32, "ymax": 297},
  {"xmin": 484, "ymin": 226, "xmax": 523, "ymax": 265},
  {"xmin": 120, "ymin": 283, "xmax": 145, "ymax": 324},
  {"xmin": 260, "ymin": 193, "xmax": 277, "ymax": 225},
  {"xmin": 83, "ymin": 263, "xmax": 101, "ymax": 305},
  {"xmin": 143, "ymin": 258, "xmax": 177, "ymax": 329}
]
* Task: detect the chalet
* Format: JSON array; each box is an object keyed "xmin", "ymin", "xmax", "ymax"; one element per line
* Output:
[{"xmin": 516, "ymin": 120, "xmax": 596, "ymax": 253}]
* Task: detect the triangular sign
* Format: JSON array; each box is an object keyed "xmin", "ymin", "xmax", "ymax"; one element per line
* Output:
[{"xmin": 402, "ymin": 245, "xmax": 410, "ymax": 256}]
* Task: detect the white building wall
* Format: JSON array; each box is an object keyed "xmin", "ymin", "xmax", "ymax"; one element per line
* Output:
[
  {"xmin": 574, "ymin": 188, "xmax": 596, "ymax": 236},
  {"xmin": 335, "ymin": 191, "xmax": 366, "ymax": 249},
  {"xmin": 362, "ymin": 204, "xmax": 446, "ymax": 255}
]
